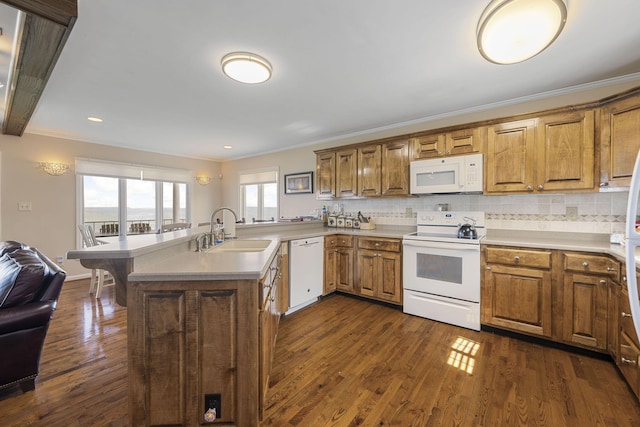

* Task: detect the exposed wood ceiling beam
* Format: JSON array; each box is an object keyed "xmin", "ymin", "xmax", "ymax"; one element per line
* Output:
[{"xmin": 1, "ymin": 0, "xmax": 77, "ymax": 136}]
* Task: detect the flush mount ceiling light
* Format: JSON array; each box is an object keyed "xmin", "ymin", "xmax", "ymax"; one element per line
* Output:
[
  {"xmin": 221, "ymin": 52, "xmax": 272, "ymax": 84},
  {"xmin": 477, "ymin": 0, "xmax": 567, "ymax": 64},
  {"xmin": 87, "ymin": 116, "xmax": 103, "ymax": 122}
]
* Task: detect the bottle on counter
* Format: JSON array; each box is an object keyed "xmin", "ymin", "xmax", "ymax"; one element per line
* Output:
[{"xmin": 322, "ymin": 205, "xmax": 328, "ymax": 224}]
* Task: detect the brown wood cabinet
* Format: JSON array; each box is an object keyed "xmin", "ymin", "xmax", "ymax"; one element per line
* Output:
[
  {"xmin": 127, "ymin": 249, "xmax": 284, "ymax": 426},
  {"xmin": 358, "ymin": 144, "xmax": 382, "ymax": 197},
  {"xmin": 336, "ymin": 149, "xmax": 358, "ymax": 198},
  {"xmin": 600, "ymin": 92, "xmax": 640, "ymax": 188},
  {"xmin": 316, "ymin": 151, "xmax": 336, "ymax": 198},
  {"xmin": 482, "ymin": 246, "xmax": 553, "ymax": 338},
  {"xmin": 355, "ymin": 237, "xmax": 402, "ymax": 304},
  {"xmin": 619, "ymin": 278, "xmax": 640, "ymax": 399},
  {"xmin": 381, "ymin": 139, "xmax": 410, "ymax": 196},
  {"xmin": 411, "ymin": 127, "xmax": 485, "ymax": 159},
  {"xmin": 324, "ymin": 235, "xmax": 354, "ymax": 294},
  {"xmin": 259, "ymin": 251, "xmax": 282, "ymax": 418},
  {"xmin": 486, "ymin": 111, "xmax": 595, "ymax": 194},
  {"xmin": 277, "ymin": 242, "xmax": 289, "ymax": 314},
  {"xmin": 128, "ymin": 278, "xmax": 260, "ymax": 426}
]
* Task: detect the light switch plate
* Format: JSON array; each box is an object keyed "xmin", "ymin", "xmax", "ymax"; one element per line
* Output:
[{"xmin": 566, "ymin": 206, "xmax": 578, "ymax": 220}]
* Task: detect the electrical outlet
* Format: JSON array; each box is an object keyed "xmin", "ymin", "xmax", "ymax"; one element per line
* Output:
[
  {"xmin": 405, "ymin": 207, "xmax": 413, "ymax": 218},
  {"xmin": 204, "ymin": 393, "xmax": 221, "ymax": 419},
  {"xmin": 56, "ymin": 256, "xmax": 64, "ymax": 265},
  {"xmin": 18, "ymin": 201, "xmax": 32, "ymax": 211},
  {"xmin": 566, "ymin": 206, "xmax": 578, "ymax": 220}
]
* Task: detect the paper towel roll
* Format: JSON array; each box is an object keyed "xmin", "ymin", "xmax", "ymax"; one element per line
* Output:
[{"xmin": 223, "ymin": 211, "xmax": 236, "ymax": 238}]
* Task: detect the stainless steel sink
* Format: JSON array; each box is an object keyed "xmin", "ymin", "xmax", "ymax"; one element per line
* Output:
[{"xmin": 206, "ymin": 239, "xmax": 272, "ymax": 253}]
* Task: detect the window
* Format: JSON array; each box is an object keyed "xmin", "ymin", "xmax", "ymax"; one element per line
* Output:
[
  {"xmin": 239, "ymin": 168, "xmax": 278, "ymax": 222},
  {"xmin": 76, "ymin": 158, "xmax": 191, "ymax": 239}
]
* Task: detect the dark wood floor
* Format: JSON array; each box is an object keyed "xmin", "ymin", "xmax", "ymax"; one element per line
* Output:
[{"xmin": 1, "ymin": 279, "xmax": 640, "ymax": 426}]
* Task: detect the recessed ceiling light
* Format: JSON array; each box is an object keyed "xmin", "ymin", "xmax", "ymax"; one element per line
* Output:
[
  {"xmin": 87, "ymin": 116, "xmax": 103, "ymax": 123},
  {"xmin": 221, "ymin": 52, "xmax": 272, "ymax": 84},
  {"xmin": 223, "ymin": 145, "xmax": 233, "ymax": 149},
  {"xmin": 477, "ymin": 0, "xmax": 567, "ymax": 64}
]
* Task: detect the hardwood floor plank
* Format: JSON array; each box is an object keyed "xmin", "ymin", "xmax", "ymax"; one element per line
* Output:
[{"xmin": 1, "ymin": 282, "xmax": 639, "ymax": 426}]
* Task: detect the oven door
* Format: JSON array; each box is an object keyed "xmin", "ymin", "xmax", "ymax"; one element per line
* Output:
[{"xmin": 402, "ymin": 239, "xmax": 480, "ymax": 302}]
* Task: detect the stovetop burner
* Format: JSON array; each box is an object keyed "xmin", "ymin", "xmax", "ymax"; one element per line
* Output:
[{"xmin": 403, "ymin": 211, "xmax": 486, "ymax": 245}]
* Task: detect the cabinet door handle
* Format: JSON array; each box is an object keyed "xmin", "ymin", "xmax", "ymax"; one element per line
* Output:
[
  {"xmin": 526, "ymin": 185, "xmax": 533, "ymax": 191},
  {"xmin": 621, "ymin": 357, "xmax": 637, "ymax": 365},
  {"xmin": 607, "ymin": 266, "xmax": 614, "ymax": 271},
  {"xmin": 375, "ymin": 242, "xmax": 380, "ymax": 246},
  {"xmin": 622, "ymin": 312, "xmax": 633, "ymax": 318},
  {"xmin": 537, "ymin": 184, "xmax": 544, "ymax": 190},
  {"xmin": 599, "ymin": 279, "xmax": 606, "ymax": 285},
  {"xmin": 486, "ymin": 266, "xmax": 491, "ymax": 270},
  {"xmin": 623, "ymin": 276, "xmax": 628, "ymax": 282},
  {"xmin": 582, "ymin": 262, "xmax": 589, "ymax": 267},
  {"xmin": 514, "ymin": 256, "xmax": 520, "ymax": 262},
  {"xmin": 600, "ymin": 182, "xmax": 609, "ymax": 187}
]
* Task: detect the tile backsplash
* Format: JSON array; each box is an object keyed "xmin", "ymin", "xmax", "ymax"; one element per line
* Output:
[{"xmin": 327, "ymin": 191, "xmax": 629, "ymax": 235}]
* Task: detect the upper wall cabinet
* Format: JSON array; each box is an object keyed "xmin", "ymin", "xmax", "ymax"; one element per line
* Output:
[
  {"xmin": 380, "ymin": 139, "xmax": 409, "ymax": 196},
  {"xmin": 316, "ymin": 139, "xmax": 409, "ymax": 199},
  {"xmin": 316, "ymin": 151, "xmax": 336, "ymax": 198},
  {"xmin": 600, "ymin": 93, "xmax": 640, "ymax": 189},
  {"xmin": 336, "ymin": 149, "xmax": 358, "ymax": 198},
  {"xmin": 411, "ymin": 127, "xmax": 485, "ymax": 160},
  {"xmin": 486, "ymin": 110, "xmax": 595, "ymax": 194}
]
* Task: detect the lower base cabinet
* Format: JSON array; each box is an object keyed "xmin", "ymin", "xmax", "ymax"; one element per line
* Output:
[
  {"xmin": 619, "ymin": 281, "xmax": 640, "ymax": 399},
  {"xmin": 482, "ymin": 246, "xmax": 552, "ymax": 338},
  {"xmin": 324, "ymin": 235, "xmax": 402, "ymax": 305},
  {"xmin": 128, "ymin": 249, "xmax": 284, "ymax": 426}
]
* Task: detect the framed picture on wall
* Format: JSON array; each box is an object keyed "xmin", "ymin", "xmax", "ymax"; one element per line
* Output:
[{"xmin": 284, "ymin": 171, "xmax": 313, "ymax": 194}]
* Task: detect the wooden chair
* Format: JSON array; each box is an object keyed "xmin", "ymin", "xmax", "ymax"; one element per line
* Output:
[{"xmin": 78, "ymin": 224, "xmax": 112, "ymax": 298}]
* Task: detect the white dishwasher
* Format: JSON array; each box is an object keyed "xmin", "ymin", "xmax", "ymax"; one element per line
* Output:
[{"xmin": 288, "ymin": 236, "xmax": 324, "ymax": 313}]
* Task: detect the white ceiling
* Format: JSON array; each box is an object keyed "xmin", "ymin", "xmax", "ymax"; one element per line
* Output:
[{"xmin": 16, "ymin": 0, "xmax": 640, "ymax": 161}]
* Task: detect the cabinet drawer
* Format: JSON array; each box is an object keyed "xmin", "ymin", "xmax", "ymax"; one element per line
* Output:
[
  {"xmin": 357, "ymin": 237, "xmax": 401, "ymax": 252},
  {"xmin": 564, "ymin": 252, "xmax": 620, "ymax": 280},
  {"xmin": 326, "ymin": 235, "xmax": 353, "ymax": 248},
  {"xmin": 619, "ymin": 331, "xmax": 640, "ymax": 398},
  {"xmin": 485, "ymin": 247, "xmax": 551, "ymax": 269},
  {"xmin": 620, "ymin": 288, "xmax": 640, "ymax": 348}
]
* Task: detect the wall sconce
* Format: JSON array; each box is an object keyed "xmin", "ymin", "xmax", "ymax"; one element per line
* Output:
[
  {"xmin": 39, "ymin": 162, "xmax": 70, "ymax": 176},
  {"xmin": 195, "ymin": 175, "xmax": 212, "ymax": 185}
]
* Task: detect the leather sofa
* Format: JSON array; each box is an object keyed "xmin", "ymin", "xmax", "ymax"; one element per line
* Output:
[{"xmin": 0, "ymin": 241, "xmax": 66, "ymax": 392}]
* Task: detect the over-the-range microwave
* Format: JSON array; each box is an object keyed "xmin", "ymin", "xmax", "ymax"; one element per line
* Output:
[{"xmin": 410, "ymin": 153, "xmax": 483, "ymax": 194}]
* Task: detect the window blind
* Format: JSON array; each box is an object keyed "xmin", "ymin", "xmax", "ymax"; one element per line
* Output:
[
  {"xmin": 75, "ymin": 157, "xmax": 192, "ymax": 183},
  {"xmin": 239, "ymin": 168, "xmax": 278, "ymax": 185}
]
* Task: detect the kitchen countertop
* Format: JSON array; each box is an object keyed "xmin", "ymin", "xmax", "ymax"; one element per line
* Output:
[
  {"xmin": 482, "ymin": 229, "xmax": 634, "ymax": 264},
  {"xmin": 128, "ymin": 238, "xmax": 282, "ymax": 281},
  {"xmin": 68, "ymin": 222, "xmax": 416, "ymax": 284},
  {"xmin": 69, "ymin": 222, "xmax": 640, "ymax": 283}
]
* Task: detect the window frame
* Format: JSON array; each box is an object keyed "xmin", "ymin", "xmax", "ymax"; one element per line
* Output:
[
  {"xmin": 75, "ymin": 158, "xmax": 192, "ymax": 247},
  {"xmin": 239, "ymin": 167, "xmax": 279, "ymax": 222}
]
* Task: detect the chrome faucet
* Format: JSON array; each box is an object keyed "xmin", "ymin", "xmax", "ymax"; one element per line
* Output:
[
  {"xmin": 210, "ymin": 207, "xmax": 238, "ymax": 238},
  {"xmin": 195, "ymin": 232, "xmax": 210, "ymax": 252}
]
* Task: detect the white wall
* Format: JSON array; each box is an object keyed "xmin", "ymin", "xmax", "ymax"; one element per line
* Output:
[
  {"xmin": 0, "ymin": 132, "xmax": 222, "ymax": 278},
  {"xmin": 221, "ymin": 144, "xmax": 328, "ymax": 221}
]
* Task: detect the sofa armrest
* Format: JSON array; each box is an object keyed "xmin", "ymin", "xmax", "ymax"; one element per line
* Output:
[{"xmin": 0, "ymin": 301, "xmax": 55, "ymax": 335}]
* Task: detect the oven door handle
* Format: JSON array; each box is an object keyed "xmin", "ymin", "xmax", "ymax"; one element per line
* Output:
[{"xmin": 402, "ymin": 239, "xmax": 481, "ymax": 252}]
